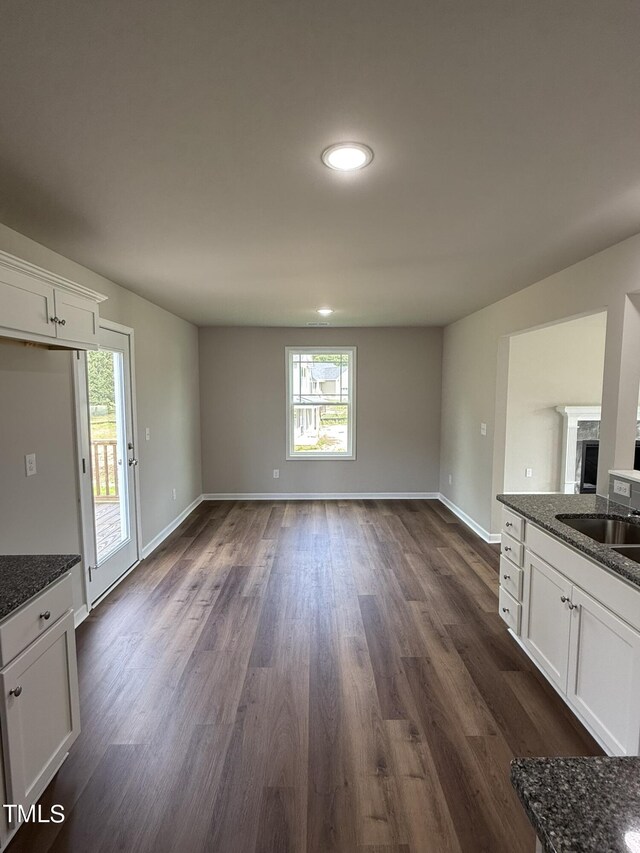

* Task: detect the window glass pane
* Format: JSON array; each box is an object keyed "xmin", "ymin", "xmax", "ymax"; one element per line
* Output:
[
  {"xmin": 291, "ymin": 352, "xmax": 351, "ymax": 405},
  {"xmin": 292, "ymin": 404, "xmax": 349, "ymax": 454}
]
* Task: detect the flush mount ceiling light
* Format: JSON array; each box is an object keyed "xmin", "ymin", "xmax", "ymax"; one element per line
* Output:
[
  {"xmin": 317, "ymin": 307, "xmax": 333, "ymax": 316},
  {"xmin": 321, "ymin": 142, "xmax": 373, "ymax": 171}
]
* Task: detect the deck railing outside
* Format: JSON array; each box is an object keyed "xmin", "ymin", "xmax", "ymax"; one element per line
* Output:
[{"xmin": 92, "ymin": 440, "xmax": 119, "ymax": 501}]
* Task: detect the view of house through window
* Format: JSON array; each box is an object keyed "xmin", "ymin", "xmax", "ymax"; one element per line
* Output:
[{"xmin": 286, "ymin": 347, "xmax": 356, "ymax": 458}]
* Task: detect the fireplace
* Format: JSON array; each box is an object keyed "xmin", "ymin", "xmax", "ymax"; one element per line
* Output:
[{"xmin": 557, "ymin": 405, "xmax": 640, "ymax": 494}]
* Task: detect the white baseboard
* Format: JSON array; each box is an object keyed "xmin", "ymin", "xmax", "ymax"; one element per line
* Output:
[
  {"xmin": 136, "ymin": 493, "xmax": 497, "ymax": 564},
  {"xmin": 140, "ymin": 495, "xmax": 204, "ymax": 559},
  {"xmin": 201, "ymin": 492, "xmax": 440, "ymax": 501},
  {"xmin": 437, "ymin": 494, "xmax": 501, "ymax": 543}
]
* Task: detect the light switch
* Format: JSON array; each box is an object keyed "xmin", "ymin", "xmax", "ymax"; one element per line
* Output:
[
  {"xmin": 145, "ymin": 427, "xmax": 151, "ymax": 441},
  {"xmin": 480, "ymin": 422, "xmax": 487, "ymax": 436},
  {"xmin": 25, "ymin": 453, "xmax": 36, "ymax": 477},
  {"xmin": 525, "ymin": 468, "xmax": 533, "ymax": 478}
]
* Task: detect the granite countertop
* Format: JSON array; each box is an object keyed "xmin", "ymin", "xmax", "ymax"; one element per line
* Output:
[
  {"xmin": 496, "ymin": 493, "xmax": 640, "ymax": 589},
  {"xmin": 511, "ymin": 756, "xmax": 640, "ymax": 853},
  {"xmin": 0, "ymin": 554, "xmax": 81, "ymax": 621}
]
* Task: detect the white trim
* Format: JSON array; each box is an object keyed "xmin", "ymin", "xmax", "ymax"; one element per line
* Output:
[
  {"xmin": 73, "ymin": 604, "xmax": 90, "ymax": 628},
  {"xmin": 438, "ymin": 494, "xmax": 501, "ymax": 543},
  {"xmin": 201, "ymin": 492, "xmax": 439, "ymax": 501},
  {"xmin": 140, "ymin": 495, "xmax": 204, "ymax": 559},
  {"xmin": 90, "ymin": 559, "xmax": 142, "ymax": 608},
  {"xmin": 71, "ymin": 351, "xmax": 95, "ymax": 615},
  {"xmin": 285, "ymin": 346, "xmax": 357, "ymax": 460},
  {"xmin": 0, "ymin": 248, "xmax": 107, "ymax": 303},
  {"xmin": 99, "ymin": 318, "xmax": 134, "ymax": 335}
]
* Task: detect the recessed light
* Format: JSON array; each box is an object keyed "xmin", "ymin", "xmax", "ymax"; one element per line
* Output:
[
  {"xmin": 317, "ymin": 307, "xmax": 333, "ymax": 316},
  {"xmin": 321, "ymin": 142, "xmax": 373, "ymax": 171}
]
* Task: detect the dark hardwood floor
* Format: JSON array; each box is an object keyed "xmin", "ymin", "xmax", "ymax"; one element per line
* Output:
[{"xmin": 12, "ymin": 500, "xmax": 601, "ymax": 853}]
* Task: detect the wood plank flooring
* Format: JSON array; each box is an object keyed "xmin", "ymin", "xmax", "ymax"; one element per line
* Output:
[{"xmin": 10, "ymin": 500, "xmax": 601, "ymax": 853}]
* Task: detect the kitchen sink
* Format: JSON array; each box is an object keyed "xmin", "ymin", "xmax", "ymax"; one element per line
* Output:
[
  {"xmin": 556, "ymin": 515, "xmax": 640, "ymax": 544},
  {"xmin": 611, "ymin": 545, "xmax": 640, "ymax": 564}
]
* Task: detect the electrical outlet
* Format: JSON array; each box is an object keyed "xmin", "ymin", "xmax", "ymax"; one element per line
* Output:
[
  {"xmin": 480, "ymin": 422, "xmax": 487, "ymax": 436},
  {"xmin": 145, "ymin": 427, "xmax": 151, "ymax": 441},
  {"xmin": 273, "ymin": 469, "xmax": 280, "ymax": 479},
  {"xmin": 613, "ymin": 479, "xmax": 631, "ymax": 498},
  {"xmin": 25, "ymin": 453, "xmax": 36, "ymax": 477},
  {"xmin": 525, "ymin": 467, "xmax": 533, "ymax": 478},
  {"xmin": 171, "ymin": 488, "xmax": 177, "ymax": 501},
  {"xmin": 448, "ymin": 474, "xmax": 453, "ymax": 485}
]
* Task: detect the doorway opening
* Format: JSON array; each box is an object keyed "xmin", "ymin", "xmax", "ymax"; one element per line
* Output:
[{"xmin": 503, "ymin": 312, "xmax": 608, "ymax": 495}]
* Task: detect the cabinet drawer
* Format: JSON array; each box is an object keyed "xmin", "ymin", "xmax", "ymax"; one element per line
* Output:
[
  {"xmin": 499, "ymin": 586, "xmax": 521, "ymax": 634},
  {"xmin": 0, "ymin": 574, "xmax": 73, "ymax": 667},
  {"xmin": 501, "ymin": 533, "xmax": 524, "ymax": 567},
  {"xmin": 502, "ymin": 508, "xmax": 525, "ymax": 541},
  {"xmin": 500, "ymin": 556, "xmax": 523, "ymax": 601}
]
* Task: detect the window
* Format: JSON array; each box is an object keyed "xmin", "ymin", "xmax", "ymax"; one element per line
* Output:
[{"xmin": 286, "ymin": 347, "xmax": 356, "ymax": 459}]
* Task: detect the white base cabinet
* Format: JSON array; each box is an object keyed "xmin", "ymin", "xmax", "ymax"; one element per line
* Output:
[
  {"xmin": 566, "ymin": 587, "xmax": 640, "ymax": 755},
  {"xmin": 0, "ymin": 574, "xmax": 80, "ymax": 846},
  {"xmin": 522, "ymin": 552, "xmax": 572, "ymax": 693},
  {"xmin": 501, "ymin": 506, "xmax": 640, "ymax": 756},
  {"xmin": 0, "ymin": 611, "xmax": 80, "ymax": 814}
]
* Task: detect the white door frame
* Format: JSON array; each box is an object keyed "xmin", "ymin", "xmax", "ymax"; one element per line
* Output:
[{"xmin": 72, "ymin": 319, "xmax": 142, "ymax": 613}]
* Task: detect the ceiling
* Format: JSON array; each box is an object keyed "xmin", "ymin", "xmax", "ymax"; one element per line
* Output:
[{"xmin": 1, "ymin": 1, "xmax": 640, "ymax": 327}]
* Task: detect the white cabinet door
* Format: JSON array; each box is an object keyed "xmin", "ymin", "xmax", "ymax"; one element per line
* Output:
[
  {"xmin": 0, "ymin": 611, "xmax": 80, "ymax": 812},
  {"xmin": 522, "ymin": 552, "xmax": 573, "ymax": 692},
  {"xmin": 53, "ymin": 289, "xmax": 99, "ymax": 347},
  {"xmin": 567, "ymin": 587, "xmax": 640, "ymax": 755},
  {"xmin": 0, "ymin": 267, "xmax": 56, "ymax": 340}
]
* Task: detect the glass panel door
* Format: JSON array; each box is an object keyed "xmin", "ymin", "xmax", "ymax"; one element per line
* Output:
[{"xmin": 83, "ymin": 327, "xmax": 139, "ymax": 603}]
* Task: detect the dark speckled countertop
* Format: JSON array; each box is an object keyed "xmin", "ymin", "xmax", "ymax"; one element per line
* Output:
[
  {"xmin": 511, "ymin": 756, "xmax": 640, "ymax": 853},
  {"xmin": 0, "ymin": 555, "xmax": 81, "ymax": 621},
  {"xmin": 496, "ymin": 493, "xmax": 640, "ymax": 589}
]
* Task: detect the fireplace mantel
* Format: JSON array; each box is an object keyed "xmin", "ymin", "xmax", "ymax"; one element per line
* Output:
[
  {"xmin": 556, "ymin": 406, "xmax": 602, "ymax": 494},
  {"xmin": 556, "ymin": 406, "xmax": 640, "ymax": 493}
]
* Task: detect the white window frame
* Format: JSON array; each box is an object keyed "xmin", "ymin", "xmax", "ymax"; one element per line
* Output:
[{"xmin": 285, "ymin": 346, "xmax": 356, "ymax": 460}]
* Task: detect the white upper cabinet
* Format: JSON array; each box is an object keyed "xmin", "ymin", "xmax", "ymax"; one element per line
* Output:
[{"xmin": 0, "ymin": 251, "xmax": 106, "ymax": 350}]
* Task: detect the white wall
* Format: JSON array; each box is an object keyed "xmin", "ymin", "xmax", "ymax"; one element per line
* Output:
[
  {"xmin": 0, "ymin": 223, "xmax": 202, "ymax": 611},
  {"xmin": 504, "ymin": 313, "xmax": 607, "ymax": 493},
  {"xmin": 440, "ymin": 232, "xmax": 640, "ymax": 536},
  {"xmin": 199, "ymin": 327, "xmax": 442, "ymax": 495}
]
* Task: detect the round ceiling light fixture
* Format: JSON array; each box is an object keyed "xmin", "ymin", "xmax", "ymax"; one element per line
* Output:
[
  {"xmin": 317, "ymin": 307, "xmax": 333, "ymax": 316},
  {"xmin": 321, "ymin": 142, "xmax": 373, "ymax": 171}
]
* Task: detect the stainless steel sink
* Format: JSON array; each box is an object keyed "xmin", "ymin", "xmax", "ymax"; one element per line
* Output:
[
  {"xmin": 556, "ymin": 515, "xmax": 640, "ymax": 544},
  {"xmin": 611, "ymin": 545, "xmax": 640, "ymax": 564}
]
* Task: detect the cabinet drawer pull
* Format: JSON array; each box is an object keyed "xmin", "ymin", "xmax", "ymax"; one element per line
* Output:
[
  {"xmin": 503, "ymin": 574, "xmax": 511, "ymax": 580},
  {"xmin": 50, "ymin": 315, "xmax": 59, "ymax": 324},
  {"xmin": 9, "ymin": 686, "xmax": 22, "ymax": 698},
  {"xmin": 504, "ymin": 546, "xmax": 512, "ymax": 552},
  {"xmin": 59, "ymin": 318, "xmax": 66, "ymax": 326},
  {"xmin": 560, "ymin": 595, "xmax": 569, "ymax": 603},
  {"xmin": 505, "ymin": 521, "xmax": 513, "ymax": 528},
  {"xmin": 567, "ymin": 602, "xmax": 578, "ymax": 611},
  {"xmin": 40, "ymin": 610, "xmax": 51, "ymax": 620},
  {"xmin": 502, "ymin": 607, "xmax": 509, "ymax": 613}
]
